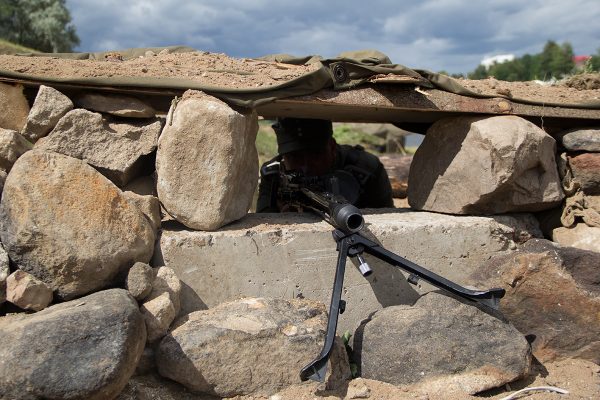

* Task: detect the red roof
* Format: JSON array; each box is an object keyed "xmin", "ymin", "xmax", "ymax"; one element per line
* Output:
[{"xmin": 573, "ymin": 55, "xmax": 591, "ymax": 62}]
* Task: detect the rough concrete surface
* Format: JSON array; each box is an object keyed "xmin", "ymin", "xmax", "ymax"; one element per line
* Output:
[{"xmin": 155, "ymin": 210, "xmax": 542, "ymax": 334}]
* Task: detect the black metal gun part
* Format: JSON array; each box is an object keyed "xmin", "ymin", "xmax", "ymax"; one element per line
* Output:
[
  {"xmin": 273, "ymin": 167, "xmax": 505, "ymax": 382},
  {"xmin": 299, "ymin": 228, "xmax": 506, "ymax": 382}
]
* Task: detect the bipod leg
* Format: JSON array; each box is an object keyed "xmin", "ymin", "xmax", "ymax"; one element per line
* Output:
[
  {"xmin": 353, "ymin": 233, "xmax": 506, "ymax": 310},
  {"xmin": 300, "ymin": 231, "xmax": 351, "ymax": 382}
]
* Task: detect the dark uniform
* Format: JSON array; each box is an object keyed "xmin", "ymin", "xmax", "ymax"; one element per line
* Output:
[{"xmin": 256, "ymin": 118, "xmax": 394, "ymax": 212}]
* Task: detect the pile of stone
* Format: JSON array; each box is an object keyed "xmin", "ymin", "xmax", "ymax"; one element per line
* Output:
[
  {"xmin": 407, "ymin": 116, "xmax": 600, "ymax": 254},
  {"xmin": 0, "ymin": 82, "xmax": 325, "ymax": 399},
  {"xmin": 0, "ymin": 79, "xmax": 599, "ymax": 399},
  {"xmin": 553, "ymin": 128, "xmax": 600, "ymax": 251}
]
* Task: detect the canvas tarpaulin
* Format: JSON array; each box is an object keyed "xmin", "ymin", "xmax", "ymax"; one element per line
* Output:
[{"xmin": 2, "ymin": 46, "xmax": 600, "ymax": 110}]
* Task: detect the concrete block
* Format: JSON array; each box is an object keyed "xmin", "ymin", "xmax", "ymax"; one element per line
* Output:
[{"xmin": 154, "ymin": 210, "xmax": 541, "ymax": 333}]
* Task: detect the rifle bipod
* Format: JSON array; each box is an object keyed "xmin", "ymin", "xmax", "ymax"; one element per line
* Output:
[{"xmin": 299, "ymin": 229, "xmax": 506, "ymax": 382}]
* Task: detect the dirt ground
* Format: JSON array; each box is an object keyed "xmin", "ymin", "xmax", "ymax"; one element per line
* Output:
[
  {"xmin": 0, "ymin": 51, "xmax": 599, "ymax": 105},
  {"xmin": 0, "ymin": 51, "xmax": 320, "ymax": 89},
  {"xmin": 239, "ymin": 358, "xmax": 600, "ymax": 400},
  {"xmin": 121, "ymin": 358, "xmax": 599, "ymax": 400},
  {"xmin": 455, "ymin": 76, "xmax": 600, "ymax": 105}
]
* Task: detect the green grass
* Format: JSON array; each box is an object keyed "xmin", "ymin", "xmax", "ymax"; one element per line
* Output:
[
  {"xmin": 256, "ymin": 120, "xmax": 278, "ymax": 165},
  {"xmin": 333, "ymin": 125, "xmax": 385, "ymax": 154},
  {"xmin": 0, "ymin": 38, "xmax": 37, "ymax": 55}
]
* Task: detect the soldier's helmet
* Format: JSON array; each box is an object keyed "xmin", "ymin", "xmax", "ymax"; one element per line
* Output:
[{"xmin": 272, "ymin": 118, "xmax": 333, "ymax": 155}]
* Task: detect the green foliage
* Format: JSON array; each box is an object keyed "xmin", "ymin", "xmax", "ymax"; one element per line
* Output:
[
  {"xmin": 342, "ymin": 331, "xmax": 359, "ymax": 378},
  {"xmin": 590, "ymin": 48, "xmax": 600, "ymax": 72},
  {"xmin": 256, "ymin": 120, "xmax": 278, "ymax": 165},
  {"xmin": 467, "ymin": 40, "xmax": 576, "ymax": 81},
  {"xmin": 333, "ymin": 125, "xmax": 385, "ymax": 154},
  {"xmin": 468, "ymin": 64, "xmax": 489, "ymax": 80},
  {"xmin": 0, "ymin": 37, "xmax": 37, "ymax": 54},
  {"xmin": 438, "ymin": 70, "xmax": 465, "ymax": 79},
  {"xmin": 0, "ymin": 0, "xmax": 79, "ymax": 52},
  {"xmin": 539, "ymin": 41, "xmax": 574, "ymax": 79}
]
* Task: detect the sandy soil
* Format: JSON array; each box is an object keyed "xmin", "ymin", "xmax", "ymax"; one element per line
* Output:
[
  {"xmin": 0, "ymin": 51, "xmax": 320, "ymax": 89},
  {"xmin": 1, "ymin": 51, "xmax": 599, "ymax": 105},
  {"xmin": 234, "ymin": 358, "xmax": 600, "ymax": 400},
  {"xmin": 120, "ymin": 358, "xmax": 599, "ymax": 399},
  {"xmin": 455, "ymin": 76, "xmax": 600, "ymax": 104}
]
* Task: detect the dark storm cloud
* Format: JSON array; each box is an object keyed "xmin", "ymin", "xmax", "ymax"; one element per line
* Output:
[{"xmin": 67, "ymin": 0, "xmax": 600, "ymax": 74}]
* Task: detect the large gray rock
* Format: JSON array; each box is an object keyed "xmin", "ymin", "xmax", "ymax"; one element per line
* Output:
[
  {"xmin": 0, "ymin": 150, "xmax": 155, "ymax": 300},
  {"xmin": 561, "ymin": 127, "xmax": 600, "ymax": 152},
  {"xmin": 21, "ymin": 85, "xmax": 74, "ymax": 142},
  {"xmin": 6, "ymin": 270, "xmax": 53, "ymax": 311},
  {"xmin": 0, "ymin": 128, "xmax": 33, "ymax": 172},
  {"xmin": 471, "ymin": 239, "xmax": 600, "ymax": 363},
  {"xmin": 0, "ymin": 82, "xmax": 29, "ymax": 131},
  {"xmin": 156, "ymin": 297, "xmax": 348, "ymax": 397},
  {"xmin": 155, "ymin": 211, "xmax": 542, "ymax": 334},
  {"xmin": 355, "ymin": 292, "xmax": 531, "ymax": 395},
  {"xmin": 0, "ymin": 242, "xmax": 8, "ymax": 304},
  {"xmin": 408, "ymin": 115, "xmax": 564, "ymax": 214},
  {"xmin": 553, "ymin": 223, "xmax": 600, "ymax": 253},
  {"xmin": 0, "ymin": 289, "xmax": 146, "ymax": 400},
  {"xmin": 76, "ymin": 92, "xmax": 156, "ymax": 118},
  {"xmin": 156, "ymin": 91, "xmax": 258, "ymax": 230},
  {"xmin": 35, "ymin": 109, "xmax": 162, "ymax": 186},
  {"xmin": 567, "ymin": 152, "xmax": 600, "ymax": 195}
]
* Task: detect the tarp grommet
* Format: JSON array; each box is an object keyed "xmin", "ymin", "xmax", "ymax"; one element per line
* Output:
[{"xmin": 332, "ymin": 63, "xmax": 348, "ymax": 83}]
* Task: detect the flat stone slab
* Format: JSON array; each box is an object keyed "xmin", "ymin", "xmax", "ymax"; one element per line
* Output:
[{"xmin": 155, "ymin": 210, "xmax": 541, "ymax": 333}]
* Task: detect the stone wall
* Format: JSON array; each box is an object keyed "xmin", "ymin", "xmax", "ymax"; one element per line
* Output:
[{"xmin": 0, "ymin": 81, "xmax": 598, "ymax": 399}]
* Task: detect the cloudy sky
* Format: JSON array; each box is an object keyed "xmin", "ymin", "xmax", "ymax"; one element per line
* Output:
[{"xmin": 67, "ymin": 0, "xmax": 599, "ymax": 74}]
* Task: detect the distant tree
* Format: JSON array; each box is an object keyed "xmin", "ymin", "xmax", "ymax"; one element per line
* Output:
[
  {"xmin": 590, "ymin": 48, "xmax": 600, "ymax": 71},
  {"xmin": 539, "ymin": 41, "xmax": 574, "ymax": 79},
  {"xmin": 467, "ymin": 64, "xmax": 489, "ymax": 79},
  {"xmin": 467, "ymin": 40, "xmax": 575, "ymax": 81},
  {"xmin": 437, "ymin": 70, "xmax": 465, "ymax": 79},
  {"xmin": 0, "ymin": 0, "xmax": 79, "ymax": 52}
]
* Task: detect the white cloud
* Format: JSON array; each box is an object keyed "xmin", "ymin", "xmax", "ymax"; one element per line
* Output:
[{"xmin": 66, "ymin": 0, "xmax": 600, "ymax": 74}]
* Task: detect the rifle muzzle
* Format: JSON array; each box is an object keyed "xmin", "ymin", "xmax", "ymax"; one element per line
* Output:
[{"xmin": 332, "ymin": 203, "xmax": 364, "ymax": 233}]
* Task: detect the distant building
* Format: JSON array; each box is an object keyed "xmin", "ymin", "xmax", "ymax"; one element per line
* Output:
[
  {"xmin": 573, "ymin": 55, "xmax": 592, "ymax": 70},
  {"xmin": 480, "ymin": 54, "xmax": 515, "ymax": 69}
]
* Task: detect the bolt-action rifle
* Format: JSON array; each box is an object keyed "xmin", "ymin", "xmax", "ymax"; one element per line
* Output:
[{"xmin": 262, "ymin": 162, "xmax": 506, "ymax": 382}]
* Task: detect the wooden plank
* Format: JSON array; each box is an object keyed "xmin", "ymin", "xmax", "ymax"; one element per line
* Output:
[
  {"xmin": 3, "ymin": 76, "xmax": 599, "ymax": 128},
  {"xmin": 256, "ymin": 84, "xmax": 600, "ymax": 126}
]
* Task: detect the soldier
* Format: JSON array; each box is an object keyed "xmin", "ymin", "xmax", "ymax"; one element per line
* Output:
[{"xmin": 257, "ymin": 117, "xmax": 394, "ymax": 212}]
